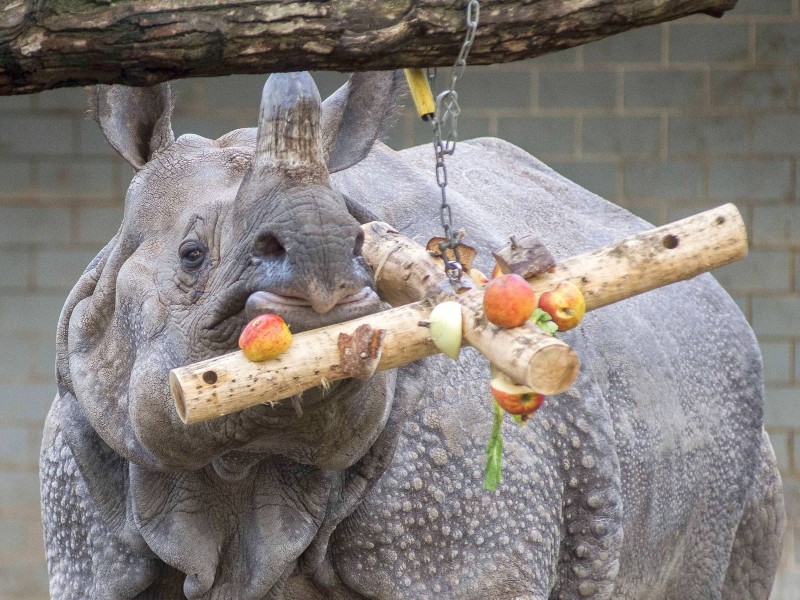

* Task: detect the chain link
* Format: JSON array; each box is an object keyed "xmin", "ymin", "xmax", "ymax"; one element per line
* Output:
[{"xmin": 429, "ymin": 0, "xmax": 480, "ymax": 284}]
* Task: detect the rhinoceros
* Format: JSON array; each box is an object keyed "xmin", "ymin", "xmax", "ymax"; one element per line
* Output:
[{"xmin": 40, "ymin": 71, "xmax": 785, "ymax": 599}]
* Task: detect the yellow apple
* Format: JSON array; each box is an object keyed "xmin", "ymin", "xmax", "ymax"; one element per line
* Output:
[
  {"xmin": 238, "ymin": 313, "xmax": 292, "ymax": 361},
  {"xmin": 537, "ymin": 280, "xmax": 586, "ymax": 331}
]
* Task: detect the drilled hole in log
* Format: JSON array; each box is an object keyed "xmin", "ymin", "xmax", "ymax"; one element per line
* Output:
[
  {"xmin": 202, "ymin": 370, "xmax": 218, "ymax": 385},
  {"xmin": 662, "ymin": 234, "xmax": 679, "ymax": 249}
]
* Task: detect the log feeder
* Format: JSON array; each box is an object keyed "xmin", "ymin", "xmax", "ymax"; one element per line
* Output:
[{"xmin": 171, "ymin": 203, "xmax": 747, "ymax": 424}]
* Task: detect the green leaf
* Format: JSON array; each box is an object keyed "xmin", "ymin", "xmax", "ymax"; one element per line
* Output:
[
  {"xmin": 531, "ymin": 308, "xmax": 558, "ymax": 335},
  {"xmin": 484, "ymin": 401, "xmax": 504, "ymax": 491}
]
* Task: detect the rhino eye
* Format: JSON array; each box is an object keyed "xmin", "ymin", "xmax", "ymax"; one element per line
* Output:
[{"xmin": 179, "ymin": 240, "xmax": 206, "ymax": 269}]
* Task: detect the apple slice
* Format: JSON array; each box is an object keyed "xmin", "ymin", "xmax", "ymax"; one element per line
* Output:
[
  {"xmin": 489, "ymin": 366, "xmax": 545, "ymax": 416},
  {"xmin": 428, "ymin": 301, "xmax": 463, "ymax": 360},
  {"xmin": 468, "ymin": 267, "xmax": 490, "ymax": 286}
]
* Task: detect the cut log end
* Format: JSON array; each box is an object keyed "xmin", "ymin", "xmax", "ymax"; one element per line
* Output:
[
  {"xmin": 526, "ymin": 344, "xmax": 580, "ymax": 395},
  {"xmin": 171, "ymin": 370, "xmax": 189, "ymax": 424}
]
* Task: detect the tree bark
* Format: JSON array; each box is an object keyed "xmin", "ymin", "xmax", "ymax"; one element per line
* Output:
[{"xmin": 1, "ymin": 0, "xmax": 737, "ymax": 95}]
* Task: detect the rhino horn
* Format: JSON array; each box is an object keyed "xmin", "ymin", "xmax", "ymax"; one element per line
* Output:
[{"xmin": 255, "ymin": 72, "xmax": 327, "ymax": 177}]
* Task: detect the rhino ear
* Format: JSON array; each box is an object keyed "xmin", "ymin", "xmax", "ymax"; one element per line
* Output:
[
  {"xmin": 320, "ymin": 71, "xmax": 403, "ymax": 173},
  {"xmin": 89, "ymin": 83, "xmax": 175, "ymax": 170}
]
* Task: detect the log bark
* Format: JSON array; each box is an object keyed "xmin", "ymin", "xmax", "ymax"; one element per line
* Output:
[
  {"xmin": 171, "ymin": 203, "xmax": 746, "ymax": 424},
  {"xmin": 1, "ymin": 0, "xmax": 737, "ymax": 95},
  {"xmin": 523, "ymin": 202, "xmax": 747, "ymax": 311}
]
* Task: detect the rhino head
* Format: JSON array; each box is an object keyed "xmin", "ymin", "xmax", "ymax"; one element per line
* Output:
[
  {"xmin": 59, "ymin": 71, "xmax": 402, "ymax": 468},
  {"xmin": 52, "ymin": 73, "xmax": 405, "ymax": 595}
]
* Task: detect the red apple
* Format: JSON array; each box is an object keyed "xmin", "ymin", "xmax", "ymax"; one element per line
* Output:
[
  {"xmin": 482, "ymin": 273, "xmax": 536, "ymax": 328},
  {"xmin": 536, "ymin": 280, "xmax": 586, "ymax": 331},
  {"xmin": 238, "ymin": 313, "xmax": 293, "ymax": 361},
  {"xmin": 489, "ymin": 368, "xmax": 545, "ymax": 416}
]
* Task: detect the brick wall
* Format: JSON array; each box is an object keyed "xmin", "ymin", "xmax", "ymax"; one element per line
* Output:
[{"xmin": 0, "ymin": 0, "xmax": 797, "ymax": 596}]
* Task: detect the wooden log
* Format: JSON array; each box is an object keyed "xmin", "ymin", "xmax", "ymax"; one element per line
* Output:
[
  {"xmin": 171, "ymin": 290, "xmax": 578, "ymax": 424},
  {"xmin": 171, "ymin": 203, "xmax": 747, "ymax": 424},
  {"xmin": 362, "ymin": 221, "xmax": 471, "ymax": 305},
  {"xmin": 171, "ymin": 277, "xmax": 577, "ymax": 423},
  {"xmin": 171, "ymin": 300, "xmax": 442, "ymax": 424},
  {"xmin": 522, "ymin": 202, "xmax": 747, "ymax": 310},
  {"xmin": 458, "ymin": 293, "xmax": 581, "ymax": 396},
  {"xmin": 360, "ymin": 203, "xmax": 747, "ymax": 310},
  {"xmin": 1, "ymin": 0, "xmax": 736, "ymax": 95}
]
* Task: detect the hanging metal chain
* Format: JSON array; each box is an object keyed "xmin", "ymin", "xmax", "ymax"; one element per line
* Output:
[{"xmin": 428, "ymin": 0, "xmax": 480, "ymax": 284}]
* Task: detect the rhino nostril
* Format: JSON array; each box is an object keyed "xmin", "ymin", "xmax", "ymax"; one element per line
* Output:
[
  {"xmin": 253, "ymin": 231, "xmax": 285, "ymax": 259},
  {"xmin": 353, "ymin": 230, "xmax": 364, "ymax": 257}
]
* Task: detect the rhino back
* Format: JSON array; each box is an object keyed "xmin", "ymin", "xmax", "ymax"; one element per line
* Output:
[{"xmin": 328, "ymin": 138, "xmax": 764, "ymax": 597}]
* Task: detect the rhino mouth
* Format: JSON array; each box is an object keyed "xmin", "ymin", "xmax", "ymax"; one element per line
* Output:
[
  {"xmin": 244, "ymin": 286, "xmax": 382, "ymax": 333},
  {"xmin": 239, "ymin": 286, "xmax": 383, "ymax": 414},
  {"xmin": 202, "ymin": 284, "xmax": 383, "ymax": 356}
]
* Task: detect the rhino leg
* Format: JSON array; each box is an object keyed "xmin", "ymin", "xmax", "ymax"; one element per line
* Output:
[
  {"xmin": 544, "ymin": 332, "xmax": 624, "ymax": 600},
  {"xmin": 40, "ymin": 395, "xmax": 179, "ymax": 600},
  {"xmin": 721, "ymin": 430, "xmax": 786, "ymax": 600}
]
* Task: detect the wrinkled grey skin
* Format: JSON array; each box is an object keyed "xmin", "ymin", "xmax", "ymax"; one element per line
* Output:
[{"xmin": 40, "ymin": 71, "xmax": 784, "ymax": 600}]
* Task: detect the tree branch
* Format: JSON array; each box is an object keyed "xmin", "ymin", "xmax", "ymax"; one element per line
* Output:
[{"xmin": 0, "ymin": 0, "xmax": 737, "ymax": 95}]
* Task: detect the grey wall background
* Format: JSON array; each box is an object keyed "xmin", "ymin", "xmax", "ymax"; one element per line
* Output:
[{"xmin": 1, "ymin": 0, "xmax": 798, "ymax": 597}]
